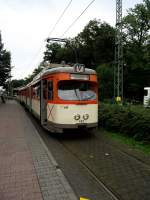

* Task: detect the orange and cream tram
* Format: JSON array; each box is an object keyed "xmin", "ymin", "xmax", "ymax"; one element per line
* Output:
[{"xmin": 17, "ymin": 63, "xmax": 98, "ymax": 133}]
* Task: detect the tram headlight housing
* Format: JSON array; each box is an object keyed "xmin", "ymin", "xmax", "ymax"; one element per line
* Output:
[
  {"xmin": 74, "ymin": 114, "xmax": 80, "ymax": 120},
  {"xmin": 83, "ymin": 114, "xmax": 89, "ymax": 120}
]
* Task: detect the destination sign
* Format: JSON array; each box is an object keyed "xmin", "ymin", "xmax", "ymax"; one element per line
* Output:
[{"xmin": 70, "ymin": 74, "xmax": 89, "ymax": 80}]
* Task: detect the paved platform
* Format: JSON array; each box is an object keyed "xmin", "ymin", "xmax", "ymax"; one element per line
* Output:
[{"xmin": 0, "ymin": 100, "xmax": 77, "ymax": 200}]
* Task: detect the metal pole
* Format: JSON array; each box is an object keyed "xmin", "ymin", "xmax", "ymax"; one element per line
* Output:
[{"xmin": 114, "ymin": 0, "xmax": 123, "ymax": 103}]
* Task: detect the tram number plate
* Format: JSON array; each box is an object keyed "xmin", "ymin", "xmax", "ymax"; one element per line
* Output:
[{"xmin": 79, "ymin": 120, "xmax": 84, "ymax": 123}]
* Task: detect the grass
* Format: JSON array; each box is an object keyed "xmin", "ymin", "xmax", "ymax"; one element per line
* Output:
[
  {"xmin": 103, "ymin": 130, "xmax": 150, "ymax": 155},
  {"xmin": 98, "ymin": 103, "xmax": 150, "ymax": 153}
]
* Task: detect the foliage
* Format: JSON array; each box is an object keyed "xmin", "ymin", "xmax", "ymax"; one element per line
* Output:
[
  {"xmin": 24, "ymin": 64, "xmax": 44, "ymax": 84},
  {"xmin": 12, "ymin": 63, "xmax": 44, "ymax": 88},
  {"xmin": 96, "ymin": 64, "xmax": 114, "ymax": 100},
  {"xmin": 80, "ymin": 20, "xmax": 115, "ymax": 65},
  {"xmin": 43, "ymin": 43, "xmax": 62, "ymax": 63},
  {"xmin": 43, "ymin": 20, "xmax": 115, "ymax": 69},
  {"xmin": 103, "ymin": 130, "xmax": 150, "ymax": 154},
  {"xmin": 122, "ymin": 0, "xmax": 150, "ymax": 46},
  {"xmin": 11, "ymin": 79, "xmax": 26, "ymax": 88},
  {"xmin": 0, "ymin": 32, "xmax": 11, "ymax": 87},
  {"xmin": 122, "ymin": 0, "xmax": 150, "ymax": 101},
  {"xmin": 99, "ymin": 103, "xmax": 150, "ymax": 143}
]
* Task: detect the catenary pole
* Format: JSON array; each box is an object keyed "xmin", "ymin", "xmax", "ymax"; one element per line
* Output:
[{"xmin": 114, "ymin": 0, "xmax": 123, "ymax": 103}]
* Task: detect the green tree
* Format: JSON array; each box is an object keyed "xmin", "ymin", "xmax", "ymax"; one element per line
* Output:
[
  {"xmin": 74, "ymin": 19, "xmax": 115, "ymax": 68},
  {"xmin": 123, "ymin": 0, "xmax": 150, "ymax": 69},
  {"xmin": 0, "ymin": 32, "xmax": 11, "ymax": 86},
  {"xmin": 122, "ymin": 0, "xmax": 150, "ymax": 101},
  {"xmin": 43, "ymin": 43, "xmax": 61, "ymax": 63},
  {"xmin": 123, "ymin": 0, "xmax": 150, "ymax": 47},
  {"xmin": 96, "ymin": 64, "xmax": 114, "ymax": 101},
  {"xmin": 11, "ymin": 79, "xmax": 26, "ymax": 88},
  {"xmin": 43, "ymin": 19, "xmax": 115, "ymax": 69}
]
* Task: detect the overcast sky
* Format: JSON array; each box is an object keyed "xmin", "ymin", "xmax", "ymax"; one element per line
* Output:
[{"xmin": 0, "ymin": 0, "xmax": 143, "ymax": 80}]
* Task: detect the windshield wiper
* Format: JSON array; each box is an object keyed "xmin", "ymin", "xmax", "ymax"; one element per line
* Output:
[{"xmin": 74, "ymin": 89, "xmax": 81, "ymax": 100}]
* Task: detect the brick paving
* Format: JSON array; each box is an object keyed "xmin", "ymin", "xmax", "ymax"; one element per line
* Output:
[{"xmin": 0, "ymin": 100, "xmax": 77, "ymax": 200}]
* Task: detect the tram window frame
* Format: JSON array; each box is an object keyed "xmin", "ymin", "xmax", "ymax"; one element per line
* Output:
[
  {"xmin": 48, "ymin": 80, "xmax": 53, "ymax": 100},
  {"xmin": 43, "ymin": 80, "xmax": 47, "ymax": 100},
  {"xmin": 32, "ymin": 82, "xmax": 40, "ymax": 99}
]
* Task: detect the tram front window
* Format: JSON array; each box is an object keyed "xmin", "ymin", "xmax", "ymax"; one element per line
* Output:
[{"xmin": 58, "ymin": 80, "xmax": 97, "ymax": 101}]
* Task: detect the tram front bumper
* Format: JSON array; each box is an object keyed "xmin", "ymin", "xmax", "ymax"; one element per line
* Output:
[{"xmin": 46, "ymin": 121, "xmax": 98, "ymax": 133}]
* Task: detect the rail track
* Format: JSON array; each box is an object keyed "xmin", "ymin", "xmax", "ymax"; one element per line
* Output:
[
  {"xmin": 59, "ymin": 138, "xmax": 121, "ymax": 200},
  {"xmin": 28, "ymin": 110, "xmax": 150, "ymax": 200}
]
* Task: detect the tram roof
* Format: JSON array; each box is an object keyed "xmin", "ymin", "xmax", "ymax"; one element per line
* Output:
[
  {"xmin": 32, "ymin": 64, "xmax": 96, "ymax": 83},
  {"xmin": 41, "ymin": 66, "xmax": 96, "ymax": 76},
  {"xmin": 16, "ymin": 64, "xmax": 97, "ymax": 90}
]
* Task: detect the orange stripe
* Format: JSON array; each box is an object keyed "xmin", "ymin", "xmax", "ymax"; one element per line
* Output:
[{"xmin": 47, "ymin": 100, "xmax": 97, "ymax": 104}]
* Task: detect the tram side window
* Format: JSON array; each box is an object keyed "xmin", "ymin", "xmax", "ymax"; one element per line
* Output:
[
  {"xmin": 48, "ymin": 81, "xmax": 53, "ymax": 100},
  {"xmin": 33, "ymin": 82, "xmax": 40, "ymax": 99},
  {"xmin": 43, "ymin": 80, "xmax": 47, "ymax": 100}
]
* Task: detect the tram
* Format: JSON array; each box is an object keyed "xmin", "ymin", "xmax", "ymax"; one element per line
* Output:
[{"xmin": 17, "ymin": 63, "xmax": 98, "ymax": 133}]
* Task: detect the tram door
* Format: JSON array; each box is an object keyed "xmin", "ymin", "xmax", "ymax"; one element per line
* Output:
[{"xmin": 40, "ymin": 79, "xmax": 47, "ymax": 125}]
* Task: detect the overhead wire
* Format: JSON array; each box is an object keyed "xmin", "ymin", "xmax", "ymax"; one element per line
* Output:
[
  {"xmin": 48, "ymin": 0, "xmax": 73, "ymax": 37},
  {"xmin": 24, "ymin": 0, "xmax": 96, "ymax": 77},
  {"xmin": 60, "ymin": 0, "xmax": 96, "ymax": 37},
  {"xmin": 26, "ymin": 0, "xmax": 73, "ymax": 72}
]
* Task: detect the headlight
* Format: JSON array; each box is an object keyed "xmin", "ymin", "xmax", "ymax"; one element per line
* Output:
[
  {"xmin": 83, "ymin": 114, "xmax": 89, "ymax": 120},
  {"xmin": 74, "ymin": 114, "xmax": 80, "ymax": 120}
]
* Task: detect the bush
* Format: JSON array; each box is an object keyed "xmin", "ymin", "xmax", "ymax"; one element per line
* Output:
[{"xmin": 98, "ymin": 104, "xmax": 150, "ymax": 143}]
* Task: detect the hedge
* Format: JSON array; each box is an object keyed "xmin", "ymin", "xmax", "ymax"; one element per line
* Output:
[{"xmin": 98, "ymin": 104, "xmax": 150, "ymax": 143}]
